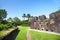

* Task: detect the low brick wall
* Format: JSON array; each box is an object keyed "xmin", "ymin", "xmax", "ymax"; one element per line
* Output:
[{"xmin": 0, "ymin": 27, "xmax": 18, "ymax": 40}]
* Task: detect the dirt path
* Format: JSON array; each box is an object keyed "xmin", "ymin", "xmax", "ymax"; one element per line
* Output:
[{"xmin": 26, "ymin": 31, "xmax": 31, "ymax": 40}]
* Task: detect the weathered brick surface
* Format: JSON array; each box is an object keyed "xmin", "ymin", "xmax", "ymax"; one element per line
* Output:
[{"xmin": 30, "ymin": 10, "xmax": 60, "ymax": 33}]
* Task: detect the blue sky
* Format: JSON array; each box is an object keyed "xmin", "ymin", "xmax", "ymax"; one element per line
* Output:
[{"xmin": 0, "ymin": 0, "xmax": 60, "ymax": 20}]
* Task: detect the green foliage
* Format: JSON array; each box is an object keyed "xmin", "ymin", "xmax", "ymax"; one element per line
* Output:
[
  {"xmin": 27, "ymin": 14, "xmax": 31, "ymax": 20},
  {"xmin": 0, "ymin": 24, "xmax": 3, "ymax": 31},
  {"xmin": 22, "ymin": 13, "xmax": 31, "ymax": 20},
  {"xmin": 7, "ymin": 17, "xmax": 13, "ymax": 23},
  {"xmin": 7, "ymin": 17, "xmax": 21, "ymax": 27},
  {"xmin": 22, "ymin": 13, "xmax": 31, "ymax": 26},
  {"xmin": 22, "ymin": 14, "xmax": 26, "ymax": 17},
  {"xmin": 0, "ymin": 9, "xmax": 7, "ymax": 24},
  {"xmin": 4, "ymin": 24, "xmax": 8, "ymax": 29},
  {"xmin": 7, "ymin": 22, "xmax": 13, "ymax": 28},
  {"xmin": 1, "ymin": 20, "xmax": 8, "ymax": 24},
  {"xmin": 22, "ymin": 14, "xmax": 26, "ymax": 20},
  {"xmin": 0, "ymin": 9, "xmax": 7, "ymax": 20},
  {"xmin": 0, "ymin": 9, "xmax": 30, "ymax": 31},
  {"xmin": 0, "ymin": 24, "xmax": 8, "ymax": 31},
  {"xmin": 0, "ymin": 9, "xmax": 8, "ymax": 31},
  {"xmin": 0, "ymin": 23, "xmax": 13, "ymax": 31},
  {"xmin": 21, "ymin": 20, "xmax": 30, "ymax": 26},
  {"xmin": 13, "ymin": 17, "xmax": 21, "ymax": 26}
]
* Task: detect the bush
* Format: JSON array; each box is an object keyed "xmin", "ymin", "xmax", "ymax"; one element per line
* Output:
[
  {"xmin": 4, "ymin": 24, "xmax": 8, "ymax": 30},
  {"xmin": 0, "ymin": 24, "xmax": 4, "ymax": 31},
  {"xmin": 0, "ymin": 24, "xmax": 9, "ymax": 31},
  {"xmin": 21, "ymin": 20, "xmax": 30, "ymax": 26},
  {"xmin": 0, "ymin": 26, "xmax": 2, "ymax": 31},
  {"xmin": 7, "ymin": 23, "xmax": 13, "ymax": 28}
]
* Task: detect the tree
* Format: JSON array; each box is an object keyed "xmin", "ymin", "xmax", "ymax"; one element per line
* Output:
[
  {"xmin": 0, "ymin": 9, "xmax": 7, "ymax": 24},
  {"xmin": 1, "ymin": 20, "xmax": 8, "ymax": 24},
  {"xmin": 0, "ymin": 9, "xmax": 7, "ymax": 20},
  {"xmin": 27, "ymin": 14, "xmax": 31, "ymax": 20},
  {"xmin": 7, "ymin": 17, "xmax": 13, "ymax": 28},
  {"xmin": 13, "ymin": 17, "xmax": 21, "ymax": 27},
  {"xmin": 7, "ymin": 17, "xmax": 13, "ymax": 22},
  {"xmin": 21, "ymin": 20, "xmax": 30, "ymax": 26},
  {"xmin": 22, "ymin": 13, "xmax": 26, "ymax": 20}
]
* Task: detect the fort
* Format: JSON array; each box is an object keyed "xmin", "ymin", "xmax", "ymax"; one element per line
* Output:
[{"xmin": 29, "ymin": 10, "xmax": 60, "ymax": 33}]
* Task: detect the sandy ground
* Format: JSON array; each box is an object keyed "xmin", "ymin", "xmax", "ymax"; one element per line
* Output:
[{"xmin": 26, "ymin": 31, "xmax": 31, "ymax": 40}]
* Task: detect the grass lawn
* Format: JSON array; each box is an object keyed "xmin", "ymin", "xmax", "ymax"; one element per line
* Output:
[
  {"xmin": 16, "ymin": 26, "xmax": 60, "ymax": 40},
  {"xmin": 30, "ymin": 30, "xmax": 60, "ymax": 40},
  {"xmin": 0, "ymin": 26, "xmax": 60, "ymax": 40},
  {"xmin": 0, "ymin": 26, "xmax": 29, "ymax": 40},
  {"xmin": 0, "ymin": 28, "xmax": 14, "ymax": 38},
  {"xmin": 15, "ymin": 26, "xmax": 29, "ymax": 40},
  {"xmin": 0, "ymin": 30, "xmax": 7, "ymax": 37}
]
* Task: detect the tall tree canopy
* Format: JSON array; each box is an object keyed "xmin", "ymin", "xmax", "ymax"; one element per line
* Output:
[
  {"xmin": 0, "ymin": 9, "xmax": 7, "ymax": 20},
  {"xmin": 7, "ymin": 17, "xmax": 13, "ymax": 22},
  {"xmin": 13, "ymin": 17, "xmax": 21, "ymax": 26},
  {"xmin": 27, "ymin": 14, "xmax": 31, "ymax": 20},
  {"xmin": 22, "ymin": 13, "xmax": 26, "ymax": 20}
]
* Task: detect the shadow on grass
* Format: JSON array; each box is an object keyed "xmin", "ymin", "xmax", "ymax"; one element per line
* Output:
[{"xmin": 2, "ymin": 29, "xmax": 20, "ymax": 40}]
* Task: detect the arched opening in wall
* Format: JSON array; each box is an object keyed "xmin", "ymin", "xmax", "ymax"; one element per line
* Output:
[
  {"xmin": 51, "ymin": 30, "xmax": 54, "ymax": 32},
  {"xmin": 35, "ymin": 28, "xmax": 36, "ymax": 29},
  {"xmin": 38, "ymin": 28, "xmax": 40, "ymax": 30},
  {"xmin": 46, "ymin": 29, "xmax": 48, "ymax": 31},
  {"xmin": 41, "ymin": 29, "xmax": 43, "ymax": 30}
]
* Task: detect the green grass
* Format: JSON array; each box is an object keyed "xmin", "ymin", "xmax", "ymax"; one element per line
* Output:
[
  {"xmin": 15, "ymin": 26, "xmax": 29, "ymax": 40},
  {"xmin": 0, "ymin": 26, "xmax": 60, "ymax": 40},
  {"xmin": 0, "ymin": 30, "xmax": 6, "ymax": 37},
  {"xmin": 30, "ymin": 30, "xmax": 60, "ymax": 40},
  {"xmin": 0, "ymin": 26, "xmax": 29, "ymax": 40},
  {"xmin": 0, "ymin": 28, "xmax": 14, "ymax": 37},
  {"xmin": 16, "ymin": 26, "xmax": 60, "ymax": 40}
]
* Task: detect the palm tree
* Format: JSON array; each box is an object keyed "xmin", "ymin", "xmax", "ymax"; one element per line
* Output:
[
  {"xmin": 27, "ymin": 14, "xmax": 31, "ymax": 20},
  {"xmin": 22, "ymin": 13, "xmax": 26, "ymax": 20}
]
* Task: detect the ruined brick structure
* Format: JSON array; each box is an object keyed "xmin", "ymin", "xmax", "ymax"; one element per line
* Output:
[{"xmin": 30, "ymin": 10, "xmax": 60, "ymax": 33}]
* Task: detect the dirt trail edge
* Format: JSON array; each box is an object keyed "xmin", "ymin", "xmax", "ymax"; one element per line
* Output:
[{"xmin": 26, "ymin": 30, "xmax": 31, "ymax": 40}]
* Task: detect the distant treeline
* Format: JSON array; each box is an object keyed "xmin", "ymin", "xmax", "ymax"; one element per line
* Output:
[{"xmin": 0, "ymin": 9, "xmax": 30, "ymax": 31}]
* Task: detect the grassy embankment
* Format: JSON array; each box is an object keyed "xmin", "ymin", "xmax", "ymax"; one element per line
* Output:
[
  {"xmin": 0, "ymin": 26, "xmax": 60, "ymax": 40},
  {"xmin": 0, "ymin": 28, "xmax": 14, "ymax": 38},
  {"xmin": 16, "ymin": 26, "xmax": 60, "ymax": 40},
  {"xmin": 15, "ymin": 26, "xmax": 29, "ymax": 40},
  {"xmin": 30, "ymin": 30, "xmax": 60, "ymax": 40}
]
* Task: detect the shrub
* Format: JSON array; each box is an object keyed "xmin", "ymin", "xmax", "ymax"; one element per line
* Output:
[
  {"xmin": 0, "ymin": 24, "xmax": 8, "ymax": 31},
  {"xmin": 3, "ymin": 24, "xmax": 8, "ymax": 30},
  {"xmin": 0, "ymin": 26, "xmax": 2, "ymax": 31},
  {"xmin": 0, "ymin": 23, "xmax": 14, "ymax": 31},
  {"xmin": 0, "ymin": 24, "xmax": 4, "ymax": 31},
  {"xmin": 21, "ymin": 20, "xmax": 30, "ymax": 26},
  {"xmin": 7, "ymin": 23, "xmax": 13, "ymax": 28}
]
